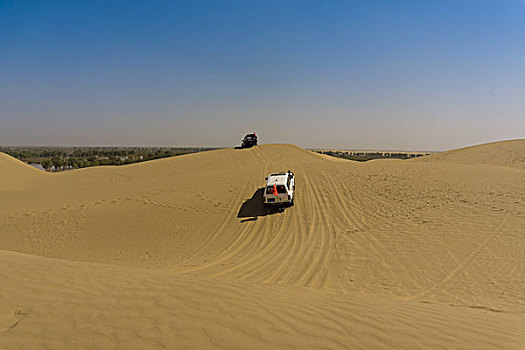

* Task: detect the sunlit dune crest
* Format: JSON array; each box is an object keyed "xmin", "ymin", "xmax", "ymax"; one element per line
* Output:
[
  {"xmin": 1, "ymin": 140, "xmax": 524, "ymax": 349},
  {"xmin": 419, "ymin": 139, "xmax": 525, "ymax": 169}
]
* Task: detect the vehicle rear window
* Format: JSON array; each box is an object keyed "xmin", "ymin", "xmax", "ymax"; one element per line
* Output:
[
  {"xmin": 266, "ymin": 185, "xmax": 287, "ymax": 194},
  {"xmin": 277, "ymin": 185, "xmax": 287, "ymax": 193}
]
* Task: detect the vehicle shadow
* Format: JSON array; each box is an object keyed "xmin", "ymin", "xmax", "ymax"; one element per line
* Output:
[{"xmin": 237, "ymin": 187, "xmax": 285, "ymax": 222}]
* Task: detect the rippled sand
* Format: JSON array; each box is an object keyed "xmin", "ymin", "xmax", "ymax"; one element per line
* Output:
[{"xmin": 1, "ymin": 140, "xmax": 524, "ymax": 349}]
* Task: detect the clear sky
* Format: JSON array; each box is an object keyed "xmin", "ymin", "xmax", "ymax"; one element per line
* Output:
[{"xmin": 1, "ymin": 0, "xmax": 524, "ymax": 150}]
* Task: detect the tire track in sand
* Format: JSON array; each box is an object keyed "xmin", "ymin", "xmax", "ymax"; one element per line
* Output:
[
  {"xmin": 180, "ymin": 180, "xmax": 249, "ymax": 266},
  {"xmin": 212, "ymin": 206, "xmax": 296, "ymax": 282},
  {"xmin": 178, "ymin": 145, "xmax": 277, "ymax": 274},
  {"xmin": 404, "ymin": 212, "xmax": 511, "ymax": 301},
  {"xmin": 292, "ymin": 171, "xmax": 334, "ymax": 289}
]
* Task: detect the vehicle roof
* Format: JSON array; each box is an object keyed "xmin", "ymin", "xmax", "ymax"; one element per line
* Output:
[{"xmin": 266, "ymin": 173, "xmax": 290, "ymax": 185}]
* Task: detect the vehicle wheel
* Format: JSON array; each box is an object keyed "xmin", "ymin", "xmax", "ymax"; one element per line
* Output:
[{"xmin": 290, "ymin": 198, "xmax": 294, "ymax": 206}]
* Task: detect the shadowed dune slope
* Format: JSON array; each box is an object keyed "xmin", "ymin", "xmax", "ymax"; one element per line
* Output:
[{"xmin": 1, "ymin": 141, "xmax": 524, "ymax": 349}]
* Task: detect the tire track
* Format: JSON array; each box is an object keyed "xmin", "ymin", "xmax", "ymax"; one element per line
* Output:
[
  {"xmin": 323, "ymin": 172, "xmax": 368, "ymax": 231},
  {"xmin": 180, "ymin": 214, "xmax": 267, "ymax": 274},
  {"xmin": 404, "ymin": 212, "xmax": 512, "ymax": 301},
  {"xmin": 181, "ymin": 184, "xmax": 247, "ymax": 266},
  {"xmin": 293, "ymin": 172, "xmax": 334, "ymax": 289},
  {"xmin": 213, "ymin": 207, "xmax": 296, "ymax": 281},
  {"xmin": 181, "ymin": 146, "xmax": 296, "ymax": 280}
]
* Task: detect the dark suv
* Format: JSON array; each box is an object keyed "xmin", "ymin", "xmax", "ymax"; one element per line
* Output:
[{"xmin": 241, "ymin": 133, "xmax": 258, "ymax": 148}]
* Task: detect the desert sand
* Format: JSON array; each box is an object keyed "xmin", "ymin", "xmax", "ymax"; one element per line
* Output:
[{"xmin": 1, "ymin": 140, "xmax": 524, "ymax": 349}]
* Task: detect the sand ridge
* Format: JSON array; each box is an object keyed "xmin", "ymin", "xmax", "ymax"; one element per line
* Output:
[
  {"xmin": 1, "ymin": 140, "xmax": 524, "ymax": 348},
  {"xmin": 419, "ymin": 138, "xmax": 525, "ymax": 169},
  {"xmin": 0, "ymin": 152, "xmax": 49, "ymax": 191}
]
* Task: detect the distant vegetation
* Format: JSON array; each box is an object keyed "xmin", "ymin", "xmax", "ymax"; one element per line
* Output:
[
  {"xmin": 315, "ymin": 150, "xmax": 430, "ymax": 162},
  {"xmin": 0, "ymin": 146, "xmax": 218, "ymax": 171}
]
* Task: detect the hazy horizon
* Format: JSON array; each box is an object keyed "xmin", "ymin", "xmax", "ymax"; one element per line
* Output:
[
  {"xmin": 1, "ymin": 1, "xmax": 524, "ymax": 151},
  {"xmin": 1, "ymin": 138, "xmax": 524, "ymax": 154}
]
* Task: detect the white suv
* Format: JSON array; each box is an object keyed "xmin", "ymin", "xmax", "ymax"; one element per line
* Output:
[{"xmin": 263, "ymin": 171, "xmax": 295, "ymax": 207}]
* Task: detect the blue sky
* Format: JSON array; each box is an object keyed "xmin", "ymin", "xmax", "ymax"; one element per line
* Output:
[{"xmin": 0, "ymin": 0, "xmax": 524, "ymax": 150}]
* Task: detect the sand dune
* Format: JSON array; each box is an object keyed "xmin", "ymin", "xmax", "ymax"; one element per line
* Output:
[
  {"xmin": 1, "ymin": 141, "xmax": 524, "ymax": 349},
  {"xmin": 0, "ymin": 152, "xmax": 48, "ymax": 191},
  {"xmin": 420, "ymin": 139, "xmax": 525, "ymax": 169}
]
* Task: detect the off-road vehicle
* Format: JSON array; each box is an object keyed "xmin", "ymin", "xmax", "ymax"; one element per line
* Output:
[
  {"xmin": 241, "ymin": 133, "xmax": 257, "ymax": 148},
  {"xmin": 263, "ymin": 171, "xmax": 295, "ymax": 207}
]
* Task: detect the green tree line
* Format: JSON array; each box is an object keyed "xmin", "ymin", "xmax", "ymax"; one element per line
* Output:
[{"xmin": 0, "ymin": 147, "xmax": 217, "ymax": 172}]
